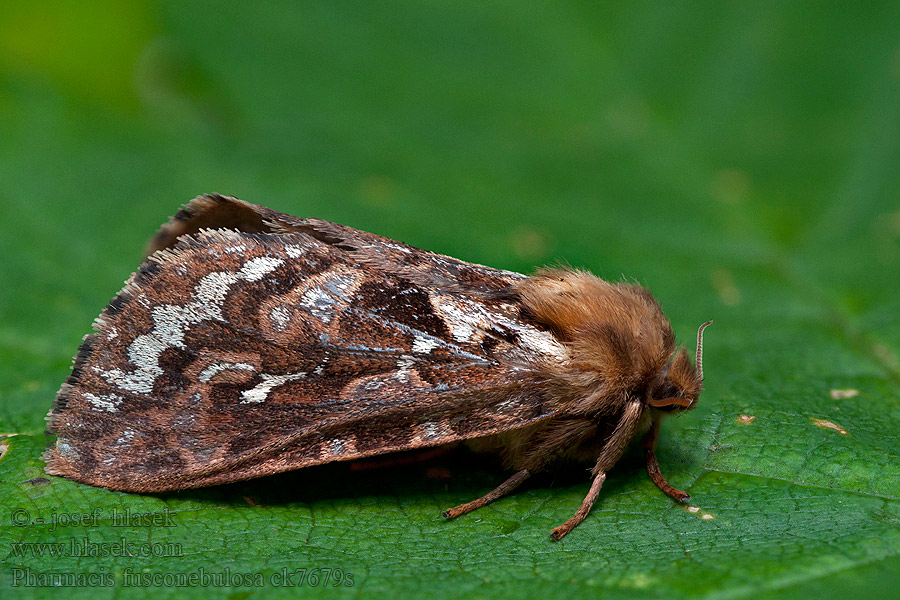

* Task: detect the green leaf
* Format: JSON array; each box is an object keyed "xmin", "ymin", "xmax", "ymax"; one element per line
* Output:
[{"xmin": 1, "ymin": 2, "xmax": 898, "ymax": 598}]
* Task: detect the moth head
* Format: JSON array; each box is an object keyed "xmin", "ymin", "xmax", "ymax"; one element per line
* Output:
[{"xmin": 647, "ymin": 321, "xmax": 712, "ymax": 414}]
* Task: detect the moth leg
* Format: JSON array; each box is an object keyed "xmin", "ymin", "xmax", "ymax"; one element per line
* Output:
[
  {"xmin": 549, "ymin": 470, "xmax": 606, "ymax": 540},
  {"xmin": 442, "ymin": 469, "xmax": 531, "ymax": 519},
  {"xmin": 550, "ymin": 400, "xmax": 644, "ymax": 540},
  {"xmin": 642, "ymin": 416, "xmax": 690, "ymax": 501}
]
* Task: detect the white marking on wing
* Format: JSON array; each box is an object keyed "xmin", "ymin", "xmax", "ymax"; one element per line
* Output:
[
  {"xmin": 285, "ymin": 245, "xmax": 306, "ymax": 259},
  {"xmin": 515, "ymin": 328, "xmax": 567, "ymax": 361},
  {"xmin": 381, "ymin": 242, "xmax": 413, "ymax": 254},
  {"xmin": 495, "ymin": 397, "xmax": 521, "ymax": 413},
  {"xmin": 83, "ymin": 392, "xmax": 122, "ymax": 412},
  {"xmin": 98, "ymin": 256, "xmax": 283, "ymax": 395},
  {"xmin": 198, "ymin": 362, "xmax": 257, "ymax": 383},
  {"xmin": 312, "ymin": 355, "xmax": 329, "ymax": 375},
  {"xmin": 270, "ymin": 305, "xmax": 291, "ymax": 330},
  {"xmin": 419, "ymin": 421, "xmax": 449, "ymax": 441},
  {"xmin": 364, "ymin": 378, "xmax": 383, "ymax": 391},
  {"xmin": 435, "ymin": 300, "xmax": 479, "ymax": 342},
  {"xmin": 343, "ymin": 304, "xmax": 489, "ymax": 363},
  {"xmin": 239, "ymin": 256, "xmax": 284, "ymax": 281},
  {"xmin": 115, "ymin": 429, "xmax": 136, "ymax": 447},
  {"xmin": 299, "ymin": 273, "xmax": 358, "ymax": 323},
  {"xmin": 326, "ymin": 436, "xmax": 356, "ymax": 457},
  {"xmin": 429, "ymin": 292, "xmax": 567, "ymax": 363},
  {"xmin": 412, "ymin": 335, "xmax": 440, "ymax": 354},
  {"xmin": 240, "ymin": 371, "xmax": 307, "ymax": 403}
]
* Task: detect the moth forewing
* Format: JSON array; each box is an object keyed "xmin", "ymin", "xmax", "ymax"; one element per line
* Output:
[{"xmin": 44, "ymin": 194, "xmax": 709, "ymax": 540}]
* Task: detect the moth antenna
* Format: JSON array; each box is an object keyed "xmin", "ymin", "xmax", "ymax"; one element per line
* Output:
[{"xmin": 695, "ymin": 320, "xmax": 713, "ymax": 381}]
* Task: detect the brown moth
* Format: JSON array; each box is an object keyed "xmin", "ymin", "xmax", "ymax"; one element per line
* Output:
[{"xmin": 44, "ymin": 194, "xmax": 711, "ymax": 540}]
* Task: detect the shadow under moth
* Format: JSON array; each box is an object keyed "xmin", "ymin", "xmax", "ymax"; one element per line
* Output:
[{"xmin": 45, "ymin": 194, "xmax": 711, "ymax": 540}]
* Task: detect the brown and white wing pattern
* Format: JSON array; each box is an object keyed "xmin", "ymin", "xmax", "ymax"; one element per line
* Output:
[{"xmin": 45, "ymin": 200, "xmax": 569, "ymax": 491}]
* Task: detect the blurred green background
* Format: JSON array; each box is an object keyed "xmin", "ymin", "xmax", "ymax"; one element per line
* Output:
[{"xmin": 1, "ymin": 2, "xmax": 899, "ymax": 599}]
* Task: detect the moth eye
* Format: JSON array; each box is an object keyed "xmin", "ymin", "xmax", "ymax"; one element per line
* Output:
[{"xmin": 653, "ymin": 381, "xmax": 679, "ymax": 401}]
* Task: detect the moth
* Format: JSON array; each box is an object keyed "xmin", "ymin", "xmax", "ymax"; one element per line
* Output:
[{"xmin": 45, "ymin": 194, "xmax": 711, "ymax": 540}]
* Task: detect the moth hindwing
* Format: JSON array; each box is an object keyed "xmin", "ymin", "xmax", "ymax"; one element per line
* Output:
[{"xmin": 45, "ymin": 193, "xmax": 710, "ymax": 540}]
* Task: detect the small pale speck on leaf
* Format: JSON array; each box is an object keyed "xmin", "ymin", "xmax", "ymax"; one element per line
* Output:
[
  {"xmin": 684, "ymin": 505, "xmax": 715, "ymax": 520},
  {"xmin": 738, "ymin": 414, "xmax": 756, "ymax": 424},
  {"xmin": 830, "ymin": 388, "xmax": 859, "ymax": 400},
  {"xmin": 619, "ymin": 572, "xmax": 656, "ymax": 589},
  {"xmin": 812, "ymin": 418, "xmax": 848, "ymax": 435}
]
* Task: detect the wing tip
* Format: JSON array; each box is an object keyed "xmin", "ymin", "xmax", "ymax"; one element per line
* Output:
[{"xmin": 146, "ymin": 193, "xmax": 268, "ymax": 256}]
